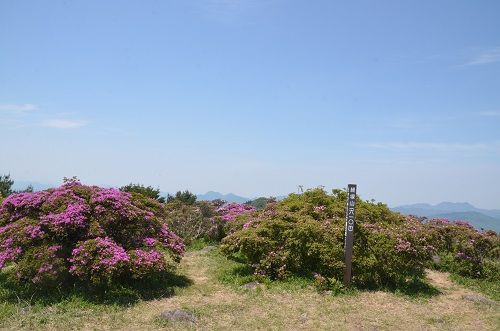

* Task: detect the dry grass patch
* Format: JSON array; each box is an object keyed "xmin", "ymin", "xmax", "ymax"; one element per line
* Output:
[{"xmin": 0, "ymin": 247, "xmax": 498, "ymax": 330}]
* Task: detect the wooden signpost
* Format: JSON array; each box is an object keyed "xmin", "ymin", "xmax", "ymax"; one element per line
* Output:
[{"xmin": 343, "ymin": 184, "xmax": 357, "ymax": 286}]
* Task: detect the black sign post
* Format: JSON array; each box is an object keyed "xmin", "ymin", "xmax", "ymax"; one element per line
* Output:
[{"xmin": 343, "ymin": 184, "xmax": 357, "ymax": 286}]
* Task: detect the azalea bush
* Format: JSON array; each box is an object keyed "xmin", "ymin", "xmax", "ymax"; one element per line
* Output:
[
  {"xmin": 423, "ymin": 219, "xmax": 499, "ymax": 280},
  {"xmin": 217, "ymin": 203, "xmax": 256, "ymax": 222},
  {"xmin": 0, "ymin": 180, "xmax": 185, "ymax": 287},
  {"xmin": 166, "ymin": 201, "xmax": 225, "ymax": 244},
  {"xmin": 221, "ymin": 188, "xmax": 435, "ymax": 289},
  {"xmin": 166, "ymin": 201, "xmax": 256, "ymax": 245}
]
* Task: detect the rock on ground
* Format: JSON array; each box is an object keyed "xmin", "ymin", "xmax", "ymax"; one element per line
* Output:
[
  {"xmin": 200, "ymin": 246, "xmax": 216, "ymax": 253},
  {"xmin": 160, "ymin": 309, "xmax": 197, "ymax": 323},
  {"xmin": 240, "ymin": 281, "xmax": 262, "ymax": 290},
  {"xmin": 462, "ymin": 294, "xmax": 497, "ymax": 306}
]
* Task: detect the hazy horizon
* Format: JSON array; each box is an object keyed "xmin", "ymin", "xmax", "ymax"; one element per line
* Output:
[
  {"xmin": 8, "ymin": 177, "xmax": 500, "ymax": 210},
  {"xmin": 2, "ymin": 1, "xmax": 500, "ymax": 209}
]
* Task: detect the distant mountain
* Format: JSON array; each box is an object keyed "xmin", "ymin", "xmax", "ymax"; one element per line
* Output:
[
  {"xmin": 196, "ymin": 191, "xmax": 250, "ymax": 203},
  {"xmin": 431, "ymin": 212, "xmax": 499, "ymax": 231},
  {"xmin": 392, "ymin": 202, "xmax": 500, "ymax": 232}
]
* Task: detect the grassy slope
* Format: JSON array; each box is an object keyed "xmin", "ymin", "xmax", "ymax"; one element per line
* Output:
[{"xmin": 0, "ymin": 248, "xmax": 498, "ymax": 330}]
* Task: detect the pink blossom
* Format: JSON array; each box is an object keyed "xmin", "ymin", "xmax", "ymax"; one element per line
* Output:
[
  {"xmin": 217, "ymin": 203, "xmax": 255, "ymax": 222},
  {"xmin": 25, "ymin": 225, "xmax": 44, "ymax": 238},
  {"xmin": 159, "ymin": 225, "xmax": 185, "ymax": 256},
  {"xmin": 131, "ymin": 249, "xmax": 163, "ymax": 268},
  {"xmin": 394, "ymin": 238, "xmax": 413, "ymax": 253},
  {"xmin": 69, "ymin": 237, "xmax": 129, "ymax": 277},
  {"xmin": 91, "ymin": 188, "xmax": 131, "ymax": 210},
  {"xmin": 314, "ymin": 205, "xmax": 326, "ymax": 212},
  {"xmin": 41, "ymin": 203, "xmax": 88, "ymax": 229},
  {"xmin": 143, "ymin": 237, "xmax": 157, "ymax": 246}
]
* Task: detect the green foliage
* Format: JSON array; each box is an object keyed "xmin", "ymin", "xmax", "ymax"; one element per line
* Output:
[
  {"xmin": 18, "ymin": 184, "xmax": 33, "ymax": 193},
  {"xmin": 449, "ymin": 273, "xmax": 500, "ymax": 301},
  {"xmin": 166, "ymin": 201, "xmax": 225, "ymax": 245},
  {"xmin": 313, "ymin": 273, "xmax": 345, "ymax": 294},
  {"xmin": 0, "ymin": 174, "xmax": 14, "ymax": 198},
  {"xmin": 245, "ymin": 197, "xmax": 276, "ymax": 210},
  {"xmin": 120, "ymin": 183, "xmax": 165, "ymax": 203},
  {"xmin": 0, "ymin": 174, "xmax": 35, "ymax": 197},
  {"xmin": 167, "ymin": 190, "xmax": 197, "ymax": 205},
  {"xmin": 425, "ymin": 220, "xmax": 499, "ymax": 279},
  {"xmin": 221, "ymin": 188, "xmax": 434, "ymax": 290},
  {"xmin": 0, "ymin": 265, "xmax": 191, "ymax": 308}
]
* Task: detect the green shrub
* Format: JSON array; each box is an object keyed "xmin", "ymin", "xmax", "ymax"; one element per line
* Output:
[
  {"xmin": 166, "ymin": 200, "xmax": 256, "ymax": 245},
  {"xmin": 166, "ymin": 201, "xmax": 226, "ymax": 245},
  {"xmin": 245, "ymin": 197, "xmax": 276, "ymax": 210},
  {"xmin": 120, "ymin": 183, "xmax": 165, "ymax": 203},
  {"xmin": 221, "ymin": 188, "xmax": 434, "ymax": 289},
  {"xmin": 166, "ymin": 190, "xmax": 197, "ymax": 205},
  {"xmin": 424, "ymin": 220, "xmax": 499, "ymax": 279}
]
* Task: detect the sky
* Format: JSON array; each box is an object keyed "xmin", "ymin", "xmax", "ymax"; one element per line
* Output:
[{"xmin": 1, "ymin": 0, "xmax": 500, "ymax": 208}]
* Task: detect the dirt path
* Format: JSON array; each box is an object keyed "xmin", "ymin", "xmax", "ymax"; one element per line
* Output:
[{"xmin": 123, "ymin": 249, "xmax": 499, "ymax": 331}]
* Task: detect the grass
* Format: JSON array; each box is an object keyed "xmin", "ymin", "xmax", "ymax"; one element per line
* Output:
[
  {"xmin": 449, "ymin": 273, "xmax": 500, "ymax": 301},
  {"xmin": 0, "ymin": 246, "xmax": 498, "ymax": 330},
  {"xmin": 0, "ymin": 268, "xmax": 192, "ymax": 306}
]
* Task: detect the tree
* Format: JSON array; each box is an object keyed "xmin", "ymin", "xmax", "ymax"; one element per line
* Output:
[
  {"xmin": 120, "ymin": 183, "xmax": 166, "ymax": 203},
  {"xmin": 166, "ymin": 190, "xmax": 197, "ymax": 205},
  {"xmin": 0, "ymin": 174, "xmax": 34, "ymax": 197},
  {"xmin": 245, "ymin": 197, "xmax": 276, "ymax": 210},
  {"xmin": 18, "ymin": 185, "xmax": 33, "ymax": 193},
  {"xmin": 0, "ymin": 174, "xmax": 14, "ymax": 197}
]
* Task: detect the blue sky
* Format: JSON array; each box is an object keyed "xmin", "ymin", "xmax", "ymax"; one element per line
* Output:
[{"xmin": 1, "ymin": 0, "xmax": 499, "ymax": 208}]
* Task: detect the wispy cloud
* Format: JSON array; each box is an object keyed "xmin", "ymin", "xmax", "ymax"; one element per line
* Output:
[
  {"xmin": 41, "ymin": 119, "xmax": 87, "ymax": 129},
  {"xmin": 465, "ymin": 47, "xmax": 500, "ymax": 66},
  {"xmin": 0, "ymin": 104, "xmax": 39, "ymax": 113},
  {"xmin": 478, "ymin": 111, "xmax": 500, "ymax": 117}
]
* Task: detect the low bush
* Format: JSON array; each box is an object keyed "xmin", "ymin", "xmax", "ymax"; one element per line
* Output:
[
  {"xmin": 245, "ymin": 197, "xmax": 276, "ymax": 210},
  {"xmin": 165, "ymin": 201, "xmax": 225, "ymax": 244},
  {"xmin": 221, "ymin": 188, "xmax": 435, "ymax": 289},
  {"xmin": 423, "ymin": 219, "xmax": 499, "ymax": 280},
  {"xmin": 0, "ymin": 180, "xmax": 185, "ymax": 288},
  {"xmin": 166, "ymin": 201, "xmax": 256, "ymax": 245},
  {"xmin": 217, "ymin": 203, "xmax": 256, "ymax": 222}
]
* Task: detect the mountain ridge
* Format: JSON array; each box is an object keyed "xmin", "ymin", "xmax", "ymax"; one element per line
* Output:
[{"xmin": 392, "ymin": 202, "xmax": 500, "ymax": 232}]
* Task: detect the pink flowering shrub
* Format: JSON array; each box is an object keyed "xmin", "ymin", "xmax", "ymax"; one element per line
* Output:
[
  {"xmin": 0, "ymin": 180, "xmax": 184, "ymax": 287},
  {"xmin": 165, "ymin": 201, "xmax": 255, "ymax": 244},
  {"xmin": 165, "ymin": 201, "xmax": 226, "ymax": 244},
  {"xmin": 217, "ymin": 203, "xmax": 255, "ymax": 222},
  {"xmin": 221, "ymin": 188, "xmax": 434, "ymax": 289},
  {"xmin": 422, "ymin": 219, "xmax": 499, "ymax": 279}
]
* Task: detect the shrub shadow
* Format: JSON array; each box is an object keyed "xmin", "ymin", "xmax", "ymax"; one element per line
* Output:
[
  {"xmin": 225, "ymin": 253, "xmax": 248, "ymax": 264},
  {"xmin": 392, "ymin": 277, "xmax": 442, "ymax": 298},
  {"xmin": 355, "ymin": 277, "xmax": 442, "ymax": 299},
  {"xmin": 218, "ymin": 263, "xmax": 256, "ymax": 286},
  {"xmin": 0, "ymin": 271, "xmax": 193, "ymax": 307}
]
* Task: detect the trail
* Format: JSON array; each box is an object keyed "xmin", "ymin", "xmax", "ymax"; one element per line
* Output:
[{"xmin": 77, "ymin": 249, "xmax": 500, "ymax": 331}]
